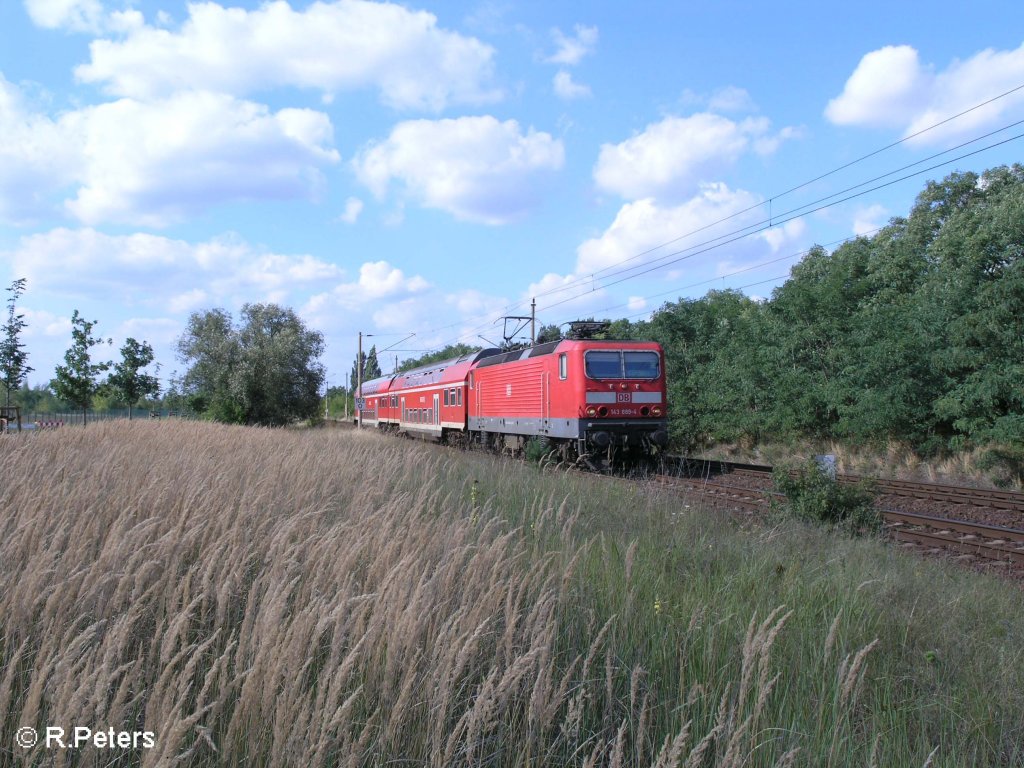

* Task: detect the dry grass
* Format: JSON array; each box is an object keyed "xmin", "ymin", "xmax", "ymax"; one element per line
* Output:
[
  {"xmin": 701, "ymin": 438, "xmax": 1024, "ymax": 489},
  {"xmin": 0, "ymin": 421, "xmax": 1020, "ymax": 766}
]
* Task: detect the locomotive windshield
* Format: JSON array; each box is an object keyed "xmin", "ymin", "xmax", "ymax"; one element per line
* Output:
[
  {"xmin": 624, "ymin": 351, "xmax": 660, "ymax": 378},
  {"xmin": 584, "ymin": 351, "xmax": 621, "ymax": 378},
  {"xmin": 584, "ymin": 350, "xmax": 661, "ymax": 379}
]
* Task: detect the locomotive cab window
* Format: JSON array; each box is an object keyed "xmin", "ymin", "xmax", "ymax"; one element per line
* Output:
[
  {"xmin": 624, "ymin": 351, "xmax": 660, "ymax": 379},
  {"xmin": 585, "ymin": 350, "xmax": 662, "ymax": 379},
  {"xmin": 584, "ymin": 351, "xmax": 622, "ymax": 379},
  {"xmin": 558, "ymin": 353, "xmax": 567, "ymax": 380}
]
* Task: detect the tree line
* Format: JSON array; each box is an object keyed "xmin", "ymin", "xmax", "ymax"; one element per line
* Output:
[
  {"xmin": 4, "ymin": 165, "xmax": 1020, "ymax": 443},
  {"xmin": 1, "ymin": 285, "xmax": 162, "ymax": 424},
  {"xmin": 604, "ymin": 165, "xmax": 1023, "ymax": 455}
]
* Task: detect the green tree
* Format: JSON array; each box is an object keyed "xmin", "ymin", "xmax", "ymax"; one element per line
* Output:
[
  {"xmin": 1, "ymin": 278, "xmax": 32, "ymax": 408},
  {"xmin": 535, "ymin": 323, "xmax": 563, "ymax": 344},
  {"xmin": 16, "ymin": 382, "xmax": 62, "ymax": 413},
  {"xmin": 108, "ymin": 338, "xmax": 161, "ymax": 420},
  {"xmin": 398, "ymin": 343, "xmax": 481, "ymax": 372},
  {"xmin": 177, "ymin": 308, "xmax": 240, "ymax": 421},
  {"xmin": 52, "ymin": 310, "xmax": 110, "ymax": 426},
  {"xmin": 351, "ymin": 345, "xmax": 384, "ymax": 387},
  {"xmin": 364, "ymin": 345, "xmax": 382, "ymax": 379},
  {"xmin": 178, "ymin": 303, "xmax": 325, "ymax": 426}
]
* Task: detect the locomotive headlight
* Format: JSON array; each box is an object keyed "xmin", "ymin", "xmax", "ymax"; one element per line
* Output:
[
  {"xmin": 586, "ymin": 407, "xmax": 597, "ymax": 417},
  {"xmin": 651, "ymin": 406, "xmax": 663, "ymax": 416}
]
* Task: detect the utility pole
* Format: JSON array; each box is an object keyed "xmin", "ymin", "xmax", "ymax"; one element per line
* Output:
[
  {"xmin": 531, "ymin": 297, "xmax": 536, "ymax": 344},
  {"xmin": 356, "ymin": 331, "xmax": 362, "ymax": 428}
]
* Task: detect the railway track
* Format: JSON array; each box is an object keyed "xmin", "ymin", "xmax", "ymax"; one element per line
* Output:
[
  {"xmin": 682, "ymin": 457, "xmax": 1024, "ymax": 513},
  {"xmin": 655, "ymin": 472, "xmax": 1024, "ymax": 570}
]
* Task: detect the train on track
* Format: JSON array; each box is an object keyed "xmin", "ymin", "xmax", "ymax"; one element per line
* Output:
[{"xmin": 355, "ymin": 336, "xmax": 669, "ymax": 469}]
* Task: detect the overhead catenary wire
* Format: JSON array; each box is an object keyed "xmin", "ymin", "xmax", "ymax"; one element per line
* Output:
[
  {"xmin": 529, "ymin": 127, "xmax": 1024, "ymax": 320},
  {"xmin": 473, "ymin": 83, "xmax": 1024, "ymax": 321},
  {"xmin": 410, "ymin": 85, "xmax": 1024, "ymax": 354},
  {"xmin": 530, "ymin": 118, "xmax": 1024, "ymax": 310},
  {"xmin": 545, "ymin": 226, "xmax": 885, "ymax": 327}
]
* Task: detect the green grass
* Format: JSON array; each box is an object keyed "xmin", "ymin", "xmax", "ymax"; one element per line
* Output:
[{"xmin": 459, "ymin": 441, "xmax": 1024, "ymax": 767}]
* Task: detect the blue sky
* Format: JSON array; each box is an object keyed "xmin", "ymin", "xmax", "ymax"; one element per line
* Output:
[{"xmin": 2, "ymin": 0, "xmax": 1023, "ymax": 390}]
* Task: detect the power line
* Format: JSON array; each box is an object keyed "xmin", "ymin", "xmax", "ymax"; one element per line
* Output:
[
  {"xmin": 528, "ymin": 117, "xmax": 1024, "ymax": 309},
  {"xmin": 548, "ymin": 226, "xmax": 884, "ymax": 325},
  {"xmin": 530, "ymin": 128, "xmax": 1023, "ymax": 317},
  {"xmin": 414, "ymin": 86, "xmax": 1024, "ymax": 353}
]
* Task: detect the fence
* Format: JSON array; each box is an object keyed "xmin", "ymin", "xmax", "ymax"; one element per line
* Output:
[{"xmin": 22, "ymin": 409, "xmax": 190, "ymax": 426}]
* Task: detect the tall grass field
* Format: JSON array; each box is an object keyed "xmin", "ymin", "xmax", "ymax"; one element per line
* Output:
[{"xmin": 1, "ymin": 421, "xmax": 1022, "ymax": 766}]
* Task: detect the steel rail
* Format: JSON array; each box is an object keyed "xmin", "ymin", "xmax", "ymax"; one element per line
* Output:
[
  {"xmin": 680, "ymin": 457, "xmax": 1024, "ymax": 513},
  {"xmin": 657, "ymin": 471, "xmax": 1024, "ymax": 568}
]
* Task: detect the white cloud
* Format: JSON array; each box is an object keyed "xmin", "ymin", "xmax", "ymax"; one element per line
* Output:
[
  {"xmin": 76, "ymin": 0, "xmax": 500, "ymax": 111},
  {"xmin": 546, "ymin": 24, "xmax": 598, "ymax": 66},
  {"xmin": 593, "ymin": 113, "xmax": 794, "ymax": 202},
  {"xmin": 117, "ymin": 317, "xmax": 181, "ymax": 346},
  {"xmin": 525, "ymin": 271, "xmax": 608, "ymax": 316},
  {"xmin": 825, "ymin": 45, "xmax": 930, "ymax": 128},
  {"xmin": 0, "ymin": 78, "xmax": 339, "ymax": 227},
  {"xmin": 0, "ymin": 74, "xmax": 81, "ymax": 223},
  {"xmin": 338, "ymin": 197, "xmax": 364, "ymax": 224},
  {"xmin": 852, "ymin": 204, "xmax": 888, "ymax": 236},
  {"xmin": 576, "ymin": 183, "xmax": 763, "ymax": 274},
  {"xmin": 68, "ymin": 91, "xmax": 336, "ymax": 227},
  {"xmin": 355, "ymin": 260, "xmax": 429, "ymax": 298},
  {"xmin": 757, "ymin": 218, "xmax": 806, "ymax": 252},
  {"xmin": 21, "ymin": 307, "xmax": 73, "ymax": 338},
  {"xmin": 521, "ymin": 184, "xmax": 780, "ymax": 322},
  {"xmin": 707, "ymin": 86, "xmax": 756, "ymax": 113},
  {"xmin": 24, "ymin": 0, "xmax": 105, "ymax": 32},
  {"xmin": 553, "ymin": 70, "xmax": 591, "ymax": 100},
  {"xmin": 6, "ymin": 228, "xmax": 345, "ymax": 309},
  {"xmin": 826, "ymin": 43, "xmax": 1024, "ymax": 144},
  {"xmin": 301, "ymin": 261, "xmax": 431, "ymax": 343},
  {"xmin": 353, "ymin": 116, "xmax": 564, "ymax": 224}
]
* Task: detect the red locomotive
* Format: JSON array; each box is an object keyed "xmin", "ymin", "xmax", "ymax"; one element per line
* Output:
[{"xmin": 356, "ymin": 335, "xmax": 669, "ymax": 468}]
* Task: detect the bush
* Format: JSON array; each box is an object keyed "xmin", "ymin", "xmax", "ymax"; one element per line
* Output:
[
  {"xmin": 524, "ymin": 436, "xmax": 552, "ymax": 464},
  {"xmin": 976, "ymin": 444, "xmax": 1024, "ymax": 488},
  {"xmin": 773, "ymin": 459, "xmax": 879, "ymax": 534}
]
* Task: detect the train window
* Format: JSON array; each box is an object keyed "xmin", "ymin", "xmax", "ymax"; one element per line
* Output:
[
  {"xmin": 584, "ymin": 351, "xmax": 622, "ymax": 379},
  {"xmin": 469, "ymin": 372, "xmax": 474, "ymax": 390},
  {"xmin": 558, "ymin": 353, "xmax": 567, "ymax": 380},
  {"xmin": 624, "ymin": 351, "xmax": 660, "ymax": 379},
  {"xmin": 444, "ymin": 389, "xmax": 449, "ymax": 406},
  {"xmin": 456, "ymin": 388, "xmax": 462, "ymax": 406}
]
